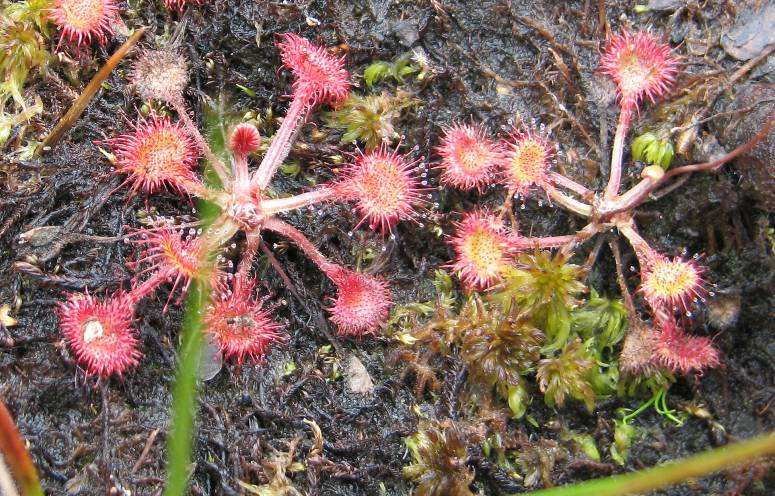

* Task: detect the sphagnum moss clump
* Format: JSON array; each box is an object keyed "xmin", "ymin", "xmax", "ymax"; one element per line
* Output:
[
  {"xmin": 403, "ymin": 421, "xmax": 474, "ymax": 496},
  {"xmin": 460, "ymin": 299, "xmax": 543, "ymax": 409},
  {"xmin": 536, "ymin": 339, "xmax": 597, "ymax": 412}
]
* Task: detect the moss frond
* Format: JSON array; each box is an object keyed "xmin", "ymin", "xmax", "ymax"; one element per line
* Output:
[
  {"xmin": 572, "ymin": 289, "xmax": 628, "ymax": 351},
  {"xmin": 403, "ymin": 421, "xmax": 474, "ymax": 496},
  {"xmin": 537, "ymin": 339, "xmax": 597, "ymax": 411},
  {"xmin": 490, "ymin": 250, "xmax": 586, "ymax": 352},
  {"xmin": 324, "ymin": 91, "xmax": 417, "ymax": 149},
  {"xmin": 460, "ymin": 299, "xmax": 544, "ymax": 400},
  {"xmin": 0, "ymin": 0, "xmax": 52, "ymax": 109}
]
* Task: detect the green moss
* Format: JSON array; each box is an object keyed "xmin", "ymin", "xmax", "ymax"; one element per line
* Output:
[
  {"xmin": 489, "ymin": 251, "xmax": 585, "ymax": 353},
  {"xmin": 537, "ymin": 339, "xmax": 597, "ymax": 411},
  {"xmin": 403, "ymin": 421, "xmax": 474, "ymax": 496},
  {"xmin": 631, "ymin": 131, "xmax": 674, "ymax": 169},
  {"xmin": 572, "ymin": 289, "xmax": 627, "ymax": 351},
  {"xmin": 0, "ymin": 0, "xmax": 51, "ymax": 108},
  {"xmin": 324, "ymin": 91, "xmax": 418, "ymax": 149},
  {"xmin": 363, "ymin": 52, "xmax": 420, "ymax": 87},
  {"xmin": 459, "ymin": 298, "xmax": 543, "ymax": 417}
]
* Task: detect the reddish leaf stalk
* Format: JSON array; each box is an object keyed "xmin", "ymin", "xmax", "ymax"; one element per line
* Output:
[
  {"xmin": 616, "ymin": 222, "xmax": 655, "ymax": 262},
  {"xmin": 511, "ymin": 233, "xmax": 579, "ymax": 250},
  {"xmin": 604, "ymin": 109, "xmax": 631, "ymax": 199},
  {"xmin": 548, "ymin": 172, "xmax": 593, "ymax": 197},
  {"xmin": 547, "ymin": 187, "xmax": 593, "ymax": 217},
  {"xmin": 251, "ymin": 96, "xmax": 309, "ymax": 190},
  {"xmin": 262, "ymin": 217, "xmax": 338, "ymax": 277},
  {"xmin": 260, "ymin": 187, "xmax": 336, "ymax": 216}
]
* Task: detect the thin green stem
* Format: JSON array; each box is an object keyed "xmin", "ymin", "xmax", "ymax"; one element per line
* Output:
[
  {"xmin": 655, "ymin": 389, "xmax": 684, "ymax": 426},
  {"xmin": 163, "ymin": 189, "xmax": 221, "ymax": 495},
  {"xmin": 621, "ymin": 393, "xmax": 657, "ymax": 424}
]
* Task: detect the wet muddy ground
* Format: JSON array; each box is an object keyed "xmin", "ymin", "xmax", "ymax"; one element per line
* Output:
[{"xmin": 1, "ymin": 1, "xmax": 773, "ymax": 495}]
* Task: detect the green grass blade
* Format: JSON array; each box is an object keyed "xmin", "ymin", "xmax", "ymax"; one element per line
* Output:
[
  {"xmin": 163, "ymin": 280, "xmax": 208, "ymax": 496},
  {"xmin": 524, "ymin": 432, "xmax": 775, "ymax": 496}
]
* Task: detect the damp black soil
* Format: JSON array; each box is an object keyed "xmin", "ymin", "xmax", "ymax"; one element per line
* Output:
[{"xmin": 1, "ymin": 1, "xmax": 773, "ymax": 495}]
